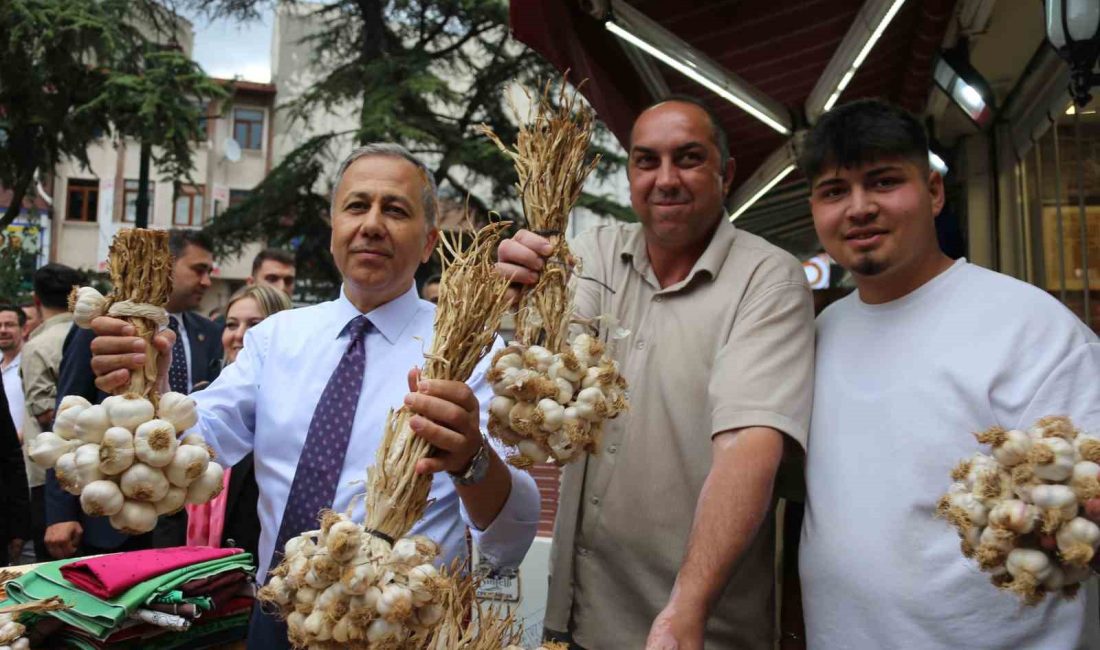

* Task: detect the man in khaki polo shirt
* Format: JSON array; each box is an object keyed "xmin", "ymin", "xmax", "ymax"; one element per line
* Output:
[{"xmin": 498, "ymin": 96, "xmax": 814, "ymax": 649}]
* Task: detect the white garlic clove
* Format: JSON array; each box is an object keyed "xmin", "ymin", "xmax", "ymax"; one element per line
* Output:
[
  {"xmin": 71, "ymin": 286, "xmax": 107, "ymax": 329},
  {"xmin": 109, "ymin": 499, "xmax": 158, "ymax": 535},
  {"xmin": 27, "ymin": 431, "xmax": 79, "ymax": 468},
  {"xmin": 74, "ymin": 443, "xmax": 106, "ymax": 486},
  {"xmin": 164, "ymin": 444, "xmax": 211, "ymax": 488},
  {"xmin": 53, "ymin": 404, "xmax": 85, "ymax": 441},
  {"xmin": 185, "ymin": 461, "xmax": 225, "ymax": 505},
  {"xmin": 104, "ymin": 394, "xmax": 155, "ymax": 431},
  {"xmin": 98, "ymin": 427, "xmax": 136, "ymax": 475},
  {"xmin": 80, "ymin": 479, "xmax": 125, "ymax": 517},
  {"xmin": 155, "ymin": 485, "xmax": 188, "ymax": 516},
  {"xmin": 54, "ymin": 451, "xmax": 84, "ymax": 495},
  {"xmin": 120, "ymin": 462, "xmax": 170, "ymax": 502},
  {"xmin": 74, "ymin": 404, "xmax": 111, "ymax": 444},
  {"xmin": 58, "ymin": 395, "xmax": 92, "ymax": 415},
  {"xmin": 133, "ymin": 419, "xmax": 179, "ymax": 468},
  {"xmin": 157, "ymin": 392, "xmax": 198, "ymax": 433}
]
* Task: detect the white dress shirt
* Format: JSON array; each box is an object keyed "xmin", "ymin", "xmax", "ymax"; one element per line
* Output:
[
  {"xmin": 193, "ymin": 284, "xmax": 540, "ymax": 580},
  {"xmin": 2, "ymin": 352, "xmax": 23, "ymax": 438}
]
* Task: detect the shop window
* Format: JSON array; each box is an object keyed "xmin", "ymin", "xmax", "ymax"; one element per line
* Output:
[
  {"xmin": 233, "ymin": 108, "xmax": 264, "ymax": 150},
  {"xmin": 66, "ymin": 179, "xmax": 98, "ymax": 222},
  {"xmin": 122, "ymin": 180, "xmax": 155, "ymax": 223},
  {"xmin": 174, "ymin": 185, "xmax": 205, "ymax": 226}
]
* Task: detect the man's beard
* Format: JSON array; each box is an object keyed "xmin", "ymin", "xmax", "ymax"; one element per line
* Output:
[{"xmin": 851, "ymin": 255, "xmax": 887, "ymax": 276}]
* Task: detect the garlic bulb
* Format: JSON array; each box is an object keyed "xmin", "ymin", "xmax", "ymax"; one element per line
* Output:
[
  {"xmin": 156, "ymin": 485, "xmax": 188, "ymax": 516},
  {"xmin": 74, "ymin": 404, "xmax": 111, "ymax": 444},
  {"xmin": 975, "ymin": 426, "xmax": 1032, "ymax": 467},
  {"xmin": 376, "ymin": 584, "xmax": 413, "ymax": 622},
  {"xmin": 109, "ymin": 499, "xmax": 158, "ymax": 535},
  {"xmin": 133, "ymin": 419, "xmax": 178, "ymax": 467},
  {"xmin": 536, "ymin": 398, "xmax": 565, "ymax": 432},
  {"xmin": 1029, "ymin": 415, "xmax": 1076, "ymax": 440},
  {"xmin": 366, "ymin": 617, "xmax": 405, "ymax": 643},
  {"xmin": 157, "ymin": 391, "xmax": 198, "ymax": 432},
  {"xmin": 164, "ymin": 444, "xmax": 210, "ymax": 488},
  {"xmin": 53, "ymin": 403, "xmax": 85, "ymax": 441},
  {"xmin": 553, "ymin": 377, "xmax": 574, "ymax": 404},
  {"xmin": 976, "ymin": 525, "xmax": 1015, "ymax": 570},
  {"xmin": 58, "ymin": 394, "xmax": 93, "ymax": 416},
  {"xmin": 27, "ymin": 431, "xmax": 79, "ymax": 468},
  {"xmin": 547, "ymin": 353, "xmax": 584, "ymax": 384},
  {"xmin": 1030, "ymin": 484, "xmax": 1079, "ymax": 534},
  {"xmin": 571, "ymin": 333, "xmax": 604, "ymax": 367},
  {"xmin": 98, "ymin": 427, "xmax": 135, "ymax": 475},
  {"xmin": 1056, "ymin": 517, "xmax": 1100, "ymax": 567},
  {"xmin": 522, "ymin": 345, "xmax": 553, "ymax": 372},
  {"xmin": 325, "ymin": 519, "xmax": 363, "ymax": 563},
  {"xmin": 1071, "ymin": 461, "xmax": 1100, "ymax": 501},
  {"xmin": 185, "ymin": 461, "xmax": 225, "ymax": 504},
  {"xmin": 72, "ymin": 286, "xmax": 107, "ymax": 328},
  {"xmin": 120, "ymin": 463, "xmax": 170, "ymax": 502},
  {"xmin": 1005, "ymin": 548, "xmax": 1053, "ymax": 604},
  {"xmin": 80, "ymin": 479, "xmax": 125, "ymax": 517},
  {"xmin": 516, "ymin": 438, "xmax": 549, "ymax": 464},
  {"xmin": 508, "ymin": 401, "xmax": 539, "ymax": 436},
  {"xmin": 1074, "ymin": 433, "xmax": 1100, "ymax": 464},
  {"xmin": 54, "ymin": 452, "xmax": 83, "ymax": 495},
  {"xmin": 1028, "ymin": 437, "xmax": 1075, "ymax": 482},
  {"xmin": 488, "ymin": 395, "xmax": 515, "ymax": 422},
  {"xmin": 104, "ymin": 394, "xmax": 155, "ymax": 431},
  {"xmin": 74, "ymin": 443, "xmax": 106, "ymax": 486},
  {"xmin": 986, "ymin": 499, "xmax": 1036, "ymax": 534}
]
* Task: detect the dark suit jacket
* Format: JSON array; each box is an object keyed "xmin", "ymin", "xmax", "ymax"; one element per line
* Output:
[
  {"xmin": 46, "ymin": 311, "xmax": 222, "ymax": 551},
  {"xmin": 0, "ymin": 385, "xmax": 30, "ymax": 550}
]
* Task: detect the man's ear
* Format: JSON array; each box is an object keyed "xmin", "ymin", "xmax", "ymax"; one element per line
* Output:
[
  {"xmin": 928, "ymin": 170, "xmax": 945, "ymax": 218},
  {"xmin": 722, "ymin": 157, "xmax": 736, "ymax": 198}
]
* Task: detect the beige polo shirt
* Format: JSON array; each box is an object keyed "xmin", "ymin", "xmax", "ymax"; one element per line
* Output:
[
  {"xmin": 545, "ymin": 220, "xmax": 814, "ymax": 649},
  {"xmin": 20, "ymin": 312, "xmax": 74, "ymax": 488}
]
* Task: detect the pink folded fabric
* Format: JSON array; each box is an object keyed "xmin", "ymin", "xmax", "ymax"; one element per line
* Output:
[
  {"xmin": 60, "ymin": 546, "xmax": 241, "ymax": 599},
  {"xmin": 185, "ymin": 467, "xmax": 233, "ymax": 547}
]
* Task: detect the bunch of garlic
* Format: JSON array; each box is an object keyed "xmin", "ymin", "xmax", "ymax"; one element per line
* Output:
[
  {"xmin": 0, "ymin": 611, "xmax": 30, "ymax": 650},
  {"xmin": 259, "ymin": 511, "xmax": 453, "ymax": 649},
  {"xmin": 939, "ymin": 416, "xmax": 1100, "ymax": 604},
  {"xmin": 28, "ymin": 392, "xmax": 224, "ymax": 534},
  {"xmin": 486, "ymin": 333, "xmax": 628, "ymax": 467}
]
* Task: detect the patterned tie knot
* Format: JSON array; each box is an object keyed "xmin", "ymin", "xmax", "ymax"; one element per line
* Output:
[
  {"xmin": 168, "ymin": 317, "xmax": 180, "ymax": 333},
  {"xmin": 345, "ymin": 315, "xmax": 371, "ymax": 347}
]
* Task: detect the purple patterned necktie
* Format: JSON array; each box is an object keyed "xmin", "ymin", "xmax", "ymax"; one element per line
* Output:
[
  {"xmin": 168, "ymin": 317, "xmax": 189, "ymax": 393},
  {"xmin": 269, "ymin": 315, "xmax": 371, "ymax": 571}
]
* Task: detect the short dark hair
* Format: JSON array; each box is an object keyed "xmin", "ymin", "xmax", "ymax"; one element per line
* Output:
[
  {"xmin": 799, "ymin": 99, "xmax": 930, "ymax": 182},
  {"xmin": 0, "ymin": 304, "xmax": 26, "ymax": 327},
  {"xmin": 423, "ymin": 274, "xmax": 441, "ymax": 287},
  {"xmin": 636, "ymin": 94, "xmax": 730, "ymax": 167},
  {"xmin": 167, "ymin": 228, "xmax": 214, "ymax": 259},
  {"xmin": 251, "ymin": 248, "xmax": 295, "ymax": 275},
  {"xmin": 33, "ymin": 263, "xmax": 87, "ymax": 310}
]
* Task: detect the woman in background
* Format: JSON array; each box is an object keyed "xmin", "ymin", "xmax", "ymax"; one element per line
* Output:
[{"xmin": 187, "ymin": 285, "xmax": 292, "ymax": 557}]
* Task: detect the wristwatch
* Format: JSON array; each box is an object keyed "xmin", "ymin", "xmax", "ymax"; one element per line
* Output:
[{"xmin": 450, "ymin": 435, "xmax": 491, "ymax": 486}]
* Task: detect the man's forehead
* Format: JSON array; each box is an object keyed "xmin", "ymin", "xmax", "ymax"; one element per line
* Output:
[
  {"xmin": 259, "ymin": 259, "xmax": 294, "ymax": 273},
  {"xmin": 339, "ymin": 155, "xmax": 425, "ymax": 194},
  {"xmin": 631, "ymin": 102, "xmax": 714, "ymax": 149},
  {"xmin": 814, "ymin": 155, "xmax": 918, "ymax": 181}
]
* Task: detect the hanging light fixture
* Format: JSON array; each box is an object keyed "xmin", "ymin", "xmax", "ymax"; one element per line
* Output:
[{"xmin": 1045, "ymin": 0, "xmax": 1100, "ymax": 106}]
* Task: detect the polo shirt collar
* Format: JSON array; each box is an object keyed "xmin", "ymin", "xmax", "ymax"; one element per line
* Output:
[
  {"xmin": 334, "ymin": 283, "xmax": 420, "ymax": 344},
  {"xmin": 619, "ymin": 216, "xmax": 739, "ymax": 290}
]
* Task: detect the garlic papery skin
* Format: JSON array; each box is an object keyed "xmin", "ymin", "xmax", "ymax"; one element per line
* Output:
[
  {"xmin": 80, "ymin": 479, "xmax": 125, "ymax": 517},
  {"xmin": 416, "ymin": 602, "xmax": 444, "ymax": 626},
  {"xmin": 1074, "ymin": 433, "xmax": 1100, "ymax": 464},
  {"xmin": 523, "ymin": 345, "xmax": 553, "ymax": 372},
  {"xmin": 1031, "ymin": 415, "xmax": 1077, "ymax": 440},
  {"xmin": 547, "ymin": 353, "xmax": 585, "ymax": 384},
  {"xmin": 492, "ymin": 350, "xmax": 523, "ymax": 370},
  {"xmin": 27, "ymin": 431, "xmax": 78, "ymax": 468},
  {"xmin": 976, "ymin": 525, "xmax": 1015, "ymax": 570},
  {"xmin": 571, "ymin": 333, "xmax": 605, "ymax": 368},
  {"xmin": 1030, "ymin": 484, "xmax": 1080, "ymax": 534},
  {"xmin": 986, "ymin": 499, "xmax": 1036, "ymax": 534},
  {"xmin": 324, "ymin": 520, "xmax": 363, "ymax": 563},
  {"xmin": 1005, "ymin": 548, "xmax": 1054, "ymax": 604},
  {"xmin": 553, "ymin": 377, "xmax": 574, "ymax": 404},
  {"xmin": 98, "ymin": 427, "xmax": 135, "ymax": 475},
  {"xmin": 109, "ymin": 499, "xmax": 158, "ymax": 535},
  {"xmin": 941, "ymin": 491, "xmax": 989, "ymax": 529},
  {"xmin": 52, "ymin": 404, "xmax": 85, "ymax": 441},
  {"xmin": 133, "ymin": 419, "xmax": 178, "ymax": 468},
  {"xmin": 120, "ymin": 463, "xmax": 170, "ymax": 502},
  {"xmin": 58, "ymin": 394, "xmax": 92, "ymax": 415},
  {"xmin": 72, "ymin": 286, "xmax": 107, "ymax": 329},
  {"xmin": 164, "ymin": 444, "xmax": 210, "ymax": 488},
  {"xmin": 185, "ymin": 462, "xmax": 225, "ymax": 505},
  {"xmin": 54, "ymin": 452, "xmax": 83, "ymax": 494},
  {"xmin": 1071, "ymin": 461, "xmax": 1100, "ymax": 500},
  {"xmin": 537, "ymin": 398, "xmax": 565, "ymax": 432},
  {"xmin": 155, "ymin": 485, "xmax": 187, "ymax": 516},
  {"xmin": 508, "ymin": 401, "xmax": 539, "ymax": 436},
  {"xmin": 1056, "ymin": 517, "xmax": 1100, "ymax": 567},
  {"xmin": 1028, "ymin": 437, "xmax": 1076, "ymax": 482},
  {"xmin": 157, "ymin": 392, "xmax": 198, "ymax": 433},
  {"xmin": 104, "ymin": 394, "xmax": 155, "ymax": 431},
  {"xmin": 74, "ymin": 404, "xmax": 111, "ymax": 444},
  {"xmin": 74, "ymin": 443, "xmax": 106, "ymax": 486},
  {"xmin": 516, "ymin": 438, "xmax": 549, "ymax": 464},
  {"xmin": 366, "ymin": 617, "xmax": 405, "ymax": 643},
  {"xmin": 489, "ymin": 395, "xmax": 515, "ymax": 422},
  {"xmin": 376, "ymin": 584, "xmax": 414, "ymax": 622},
  {"xmin": 975, "ymin": 426, "xmax": 1032, "ymax": 467}
]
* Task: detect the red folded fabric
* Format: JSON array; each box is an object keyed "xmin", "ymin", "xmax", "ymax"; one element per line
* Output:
[{"xmin": 60, "ymin": 546, "xmax": 242, "ymax": 599}]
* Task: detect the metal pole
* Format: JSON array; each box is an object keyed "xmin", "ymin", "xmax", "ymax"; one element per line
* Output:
[
  {"xmin": 1073, "ymin": 107, "xmax": 1091, "ymax": 328},
  {"xmin": 1052, "ymin": 124, "xmax": 1068, "ymax": 303},
  {"xmin": 135, "ymin": 141, "xmax": 151, "ymax": 229}
]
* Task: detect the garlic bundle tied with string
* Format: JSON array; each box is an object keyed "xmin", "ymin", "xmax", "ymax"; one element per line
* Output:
[
  {"xmin": 479, "ymin": 80, "xmax": 629, "ymax": 469},
  {"xmin": 939, "ymin": 415, "xmax": 1100, "ymax": 604},
  {"xmin": 28, "ymin": 229, "xmax": 223, "ymax": 534},
  {"xmin": 0, "ymin": 595, "xmax": 71, "ymax": 650}
]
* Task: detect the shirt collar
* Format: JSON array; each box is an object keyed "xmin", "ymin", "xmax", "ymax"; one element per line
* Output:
[
  {"xmin": 2, "ymin": 352, "xmax": 20, "ymax": 372},
  {"xmin": 619, "ymin": 216, "xmax": 739, "ymax": 289},
  {"xmin": 334, "ymin": 283, "xmax": 421, "ymax": 344},
  {"xmin": 29, "ymin": 312, "xmax": 73, "ymax": 341}
]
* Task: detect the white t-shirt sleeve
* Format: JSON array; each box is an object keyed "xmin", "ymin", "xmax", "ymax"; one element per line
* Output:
[{"xmin": 1014, "ymin": 339, "xmax": 1100, "ymax": 433}]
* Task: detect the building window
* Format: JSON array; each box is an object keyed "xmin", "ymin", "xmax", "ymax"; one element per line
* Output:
[
  {"xmin": 229, "ymin": 189, "xmax": 251, "ymax": 208},
  {"xmin": 174, "ymin": 185, "xmax": 205, "ymax": 226},
  {"xmin": 66, "ymin": 179, "xmax": 98, "ymax": 222},
  {"xmin": 122, "ymin": 180, "xmax": 155, "ymax": 223},
  {"xmin": 233, "ymin": 108, "xmax": 264, "ymax": 150}
]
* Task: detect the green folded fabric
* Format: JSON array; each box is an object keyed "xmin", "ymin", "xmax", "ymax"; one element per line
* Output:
[
  {"xmin": 3, "ymin": 553, "xmax": 253, "ymax": 640},
  {"xmin": 59, "ymin": 611, "xmax": 251, "ymax": 650}
]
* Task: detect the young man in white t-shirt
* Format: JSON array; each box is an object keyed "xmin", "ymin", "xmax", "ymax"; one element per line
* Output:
[{"xmin": 798, "ymin": 99, "xmax": 1100, "ymax": 649}]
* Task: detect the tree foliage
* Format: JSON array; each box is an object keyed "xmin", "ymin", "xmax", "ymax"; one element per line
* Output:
[
  {"xmin": 0, "ymin": 0, "xmax": 227, "ymax": 228},
  {"xmin": 197, "ymin": 0, "xmax": 626, "ymax": 292}
]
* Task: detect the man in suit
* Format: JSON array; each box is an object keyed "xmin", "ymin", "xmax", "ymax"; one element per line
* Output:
[{"xmin": 44, "ymin": 229, "xmax": 223, "ymax": 558}]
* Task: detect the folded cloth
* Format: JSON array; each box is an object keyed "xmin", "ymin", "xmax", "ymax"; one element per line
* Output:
[
  {"xmin": 60, "ymin": 546, "xmax": 241, "ymax": 599},
  {"xmin": 3, "ymin": 552, "xmax": 254, "ymax": 640}
]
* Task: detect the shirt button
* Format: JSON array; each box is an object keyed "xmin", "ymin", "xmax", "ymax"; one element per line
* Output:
[
  {"xmin": 654, "ymin": 295, "xmax": 664, "ymax": 303},
  {"xmin": 577, "ymin": 546, "xmax": 589, "ymax": 556},
  {"xmin": 590, "ymin": 496, "xmax": 600, "ymax": 506},
  {"xmin": 635, "ymin": 340, "xmax": 646, "ymax": 350},
  {"xmin": 607, "ymin": 445, "xmax": 617, "ymax": 454}
]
